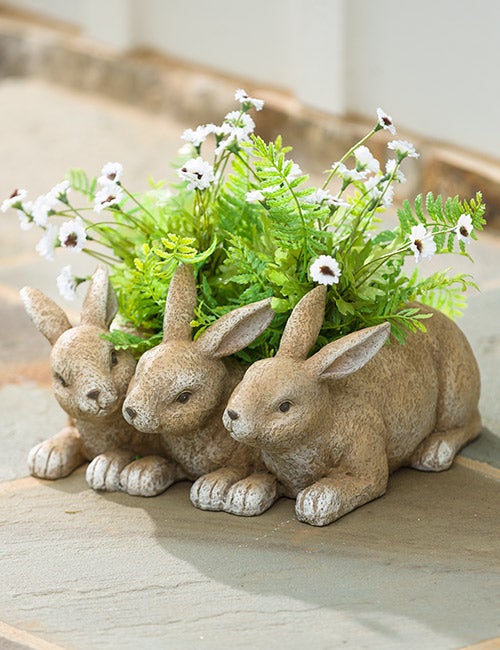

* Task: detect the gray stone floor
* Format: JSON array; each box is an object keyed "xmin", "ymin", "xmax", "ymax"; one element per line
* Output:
[{"xmin": 0, "ymin": 78, "xmax": 499, "ymax": 650}]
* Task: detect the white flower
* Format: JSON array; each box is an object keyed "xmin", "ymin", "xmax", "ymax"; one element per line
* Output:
[
  {"xmin": 409, "ymin": 224, "xmax": 436, "ymax": 262},
  {"xmin": 303, "ymin": 189, "xmax": 349, "ymax": 208},
  {"xmin": 17, "ymin": 204, "xmax": 33, "ymax": 231},
  {"xmin": 354, "ymin": 145, "xmax": 380, "ymax": 174},
  {"xmin": 287, "ymin": 162, "xmax": 303, "ymax": 180},
  {"xmin": 216, "ymin": 111, "xmax": 255, "ymax": 153},
  {"xmin": 309, "ymin": 255, "xmax": 342, "ymax": 285},
  {"xmin": 98, "ymin": 162, "xmax": 123, "ymax": 185},
  {"xmin": 388, "ymin": 139, "xmax": 419, "ymax": 159},
  {"xmin": 376, "ymin": 108, "xmax": 396, "ymax": 135},
  {"xmin": 234, "ymin": 89, "xmax": 264, "ymax": 111},
  {"xmin": 380, "ymin": 181, "xmax": 394, "ymax": 208},
  {"xmin": 1, "ymin": 188, "xmax": 27, "ymax": 212},
  {"xmin": 385, "ymin": 159, "xmax": 406, "ymax": 183},
  {"xmin": 181, "ymin": 124, "xmax": 217, "ymax": 147},
  {"xmin": 364, "ymin": 176, "xmax": 382, "ymax": 201},
  {"xmin": 177, "ymin": 157, "xmax": 215, "ymax": 191},
  {"xmin": 333, "ymin": 162, "xmax": 368, "ymax": 182},
  {"xmin": 455, "ymin": 213, "xmax": 473, "ymax": 243},
  {"xmin": 246, "ymin": 189, "xmax": 265, "ymax": 203},
  {"xmin": 47, "ymin": 180, "xmax": 71, "ymax": 201},
  {"xmin": 35, "ymin": 224, "xmax": 59, "ymax": 261},
  {"xmin": 59, "ymin": 217, "xmax": 87, "ymax": 252},
  {"xmin": 57, "ymin": 265, "xmax": 77, "ymax": 301},
  {"xmin": 32, "ymin": 194, "xmax": 53, "ymax": 227},
  {"xmin": 94, "ymin": 185, "xmax": 124, "ymax": 213}
]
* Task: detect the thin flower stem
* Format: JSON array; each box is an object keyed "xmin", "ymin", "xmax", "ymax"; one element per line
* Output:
[{"xmin": 322, "ymin": 126, "xmax": 378, "ymax": 191}]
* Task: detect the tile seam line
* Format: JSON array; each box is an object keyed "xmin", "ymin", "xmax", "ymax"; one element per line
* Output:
[{"xmin": 0, "ymin": 620, "xmax": 67, "ymax": 650}]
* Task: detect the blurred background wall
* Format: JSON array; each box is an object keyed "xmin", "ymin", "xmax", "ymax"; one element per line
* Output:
[{"xmin": 1, "ymin": 0, "xmax": 498, "ymax": 161}]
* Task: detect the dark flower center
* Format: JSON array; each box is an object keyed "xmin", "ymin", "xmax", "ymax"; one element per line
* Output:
[
  {"xmin": 107, "ymin": 172, "xmax": 117, "ymax": 180},
  {"xmin": 64, "ymin": 233, "xmax": 78, "ymax": 248},
  {"xmin": 460, "ymin": 226, "xmax": 469, "ymax": 237},
  {"xmin": 10, "ymin": 189, "xmax": 19, "ymax": 199},
  {"xmin": 320, "ymin": 265, "xmax": 335, "ymax": 276},
  {"xmin": 414, "ymin": 239, "xmax": 423, "ymax": 253},
  {"xmin": 101, "ymin": 195, "xmax": 116, "ymax": 204},
  {"xmin": 382, "ymin": 116, "xmax": 392, "ymax": 127}
]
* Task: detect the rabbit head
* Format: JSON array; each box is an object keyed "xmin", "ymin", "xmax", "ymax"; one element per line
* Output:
[
  {"xmin": 123, "ymin": 263, "xmax": 275, "ymax": 435},
  {"xmin": 224, "ymin": 285, "xmax": 390, "ymax": 451},
  {"xmin": 21, "ymin": 267, "xmax": 136, "ymax": 420}
]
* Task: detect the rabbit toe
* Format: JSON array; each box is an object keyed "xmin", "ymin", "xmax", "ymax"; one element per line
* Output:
[
  {"xmin": 28, "ymin": 441, "xmax": 81, "ymax": 479},
  {"xmin": 295, "ymin": 485, "xmax": 342, "ymax": 527},
  {"xmin": 86, "ymin": 450, "xmax": 135, "ymax": 492},
  {"xmin": 224, "ymin": 474, "xmax": 278, "ymax": 516},
  {"xmin": 119, "ymin": 456, "xmax": 175, "ymax": 497},
  {"xmin": 190, "ymin": 469, "xmax": 242, "ymax": 511},
  {"xmin": 411, "ymin": 439, "xmax": 455, "ymax": 472}
]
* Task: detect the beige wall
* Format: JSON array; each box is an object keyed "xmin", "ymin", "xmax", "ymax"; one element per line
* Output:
[{"xmin": 3, "ymin": 0, "xmax": 499, "ymax": 160}]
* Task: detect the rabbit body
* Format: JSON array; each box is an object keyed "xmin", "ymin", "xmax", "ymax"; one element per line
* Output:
[
  {"xmin": 123, "ymin": 264, "xmax": 279, "ymax": 515},
  {"xmin": 224, "ymin": 287, "xmax": 481, "ymax": 526},
  {"xmin": 22, "ymin": 268, "xmax": 175, "ymax": 497}
]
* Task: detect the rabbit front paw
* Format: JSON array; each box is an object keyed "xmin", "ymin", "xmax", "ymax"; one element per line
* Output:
[
  {"xmin": 223, "ymin": 472, "xmax": 278, "ymax": 516},
  {"xmin": 119, "ymin": 456, "xmax": 177, "ymax": 497},
  {"xmin": 28, "ymin": 429, "xmax": 85, "ymax": 479},
  {"xmin": 86, "ymin": 449, "xmax": 136, "ymax": 492},
  {"xmin": 295, "ymin": 484, "xmax": 343, "ymax": 527},
  {"xmin": 190, "ymin": 468, "xmax": 243, "ymax": 511},
  {"xmin": 410, "ymin": 439, "xmax": 455, "ymax": 472}
]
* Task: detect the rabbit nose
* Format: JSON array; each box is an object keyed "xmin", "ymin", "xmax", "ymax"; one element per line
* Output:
[
  {"xmin": 87, "ymin": 389, "xmax": 100, "ymax": 401},
  {"xmin": 227, "ymin": 409, "xmax": 239, "ymax": 421},
  {"xmin": 125, "ymin": 406, "xmax": 137, "ymax": 420}
]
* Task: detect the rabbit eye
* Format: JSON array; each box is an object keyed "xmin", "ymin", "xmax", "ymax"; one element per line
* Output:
[
  {"xmin": 176, "ymin": 391, "xmax": 192, "ymax": 404},
  {"xmin": 110, "ymin": 349, "xmax": 118, "ymax": 367},
  {"xmin": 54, "ymin": 372, "xmax": 68, "ymax": 388},
  {"xmin": 279, "ymin": 401, "xmax": 292, "ymax": 413}
]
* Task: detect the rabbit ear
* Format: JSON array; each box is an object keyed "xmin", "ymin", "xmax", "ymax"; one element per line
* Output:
[
  {"xmin": 80, "ymin": 266, "xmax": 118, "ymax": 328},
  {"xmin": 163, "ymin": 263, "xmax": 197, "ymax": 342},
  {"xmin": 304, "ymin": 322, "xmax": 391, "ymax": 381},
  {"xmin": 195, "ymin": 298, "xmax": 274, "ymax": 359},
  {"xmin": 277, "ymin": 285, "xmax": 327, "ymax": 359},
  {"xmin": 20, "ymin": 287, "xmax": 72, "ymax": 346}
]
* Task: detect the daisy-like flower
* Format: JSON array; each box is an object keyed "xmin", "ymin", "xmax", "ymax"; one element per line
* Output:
[
  {"xmin": 216, "ymin": 111, "xmax": 255, "ymax": 153},
  {"xmin": 309, "ymin": 255, "xmax": 342, "ymax": 285},
  {"xmin": 333, "ymin": 161, "xmax": 368, "ymax": 182},
  {"xmin": 47, "ymin": 180, "xmax": 71, "ymax": 202},
  {"xmin": 1, "ymin": 188, "xmax": 27, "ymax": 212},
  {"xmin": 59, "ymin": 217, "xmax": 87, "ymax": 252},
  {"xmin": 181, "ymin": 124, "xmax": 217, "ymax": 148},
  {"xmin": 56, "ymin": 265, "xmax": 77, "ymax": 301},
  {"xmin": 177, "ymin": 157, "xmax": 215, "ymax": 191},
  {"xmin": 35, "ymin": 224, "xmax": 59, "ymax": 261},
  {"xmin": 246, "ymin": 189, "xmax": 265, "ymax": 203},
  {"xmin": 385, "ymin": 159, "xmax": 406, "ymax": 183},
  {"xmin": 234, "ymin": 88, "xmax": 264, "ymax": 111},
  {"xmin": 455, "ymin": 213, "xmax": 473, "ymax": 244},
  {"xmin": 32, "ymin": 194, "xmax": 53, "ymax": 227},
  {"xmin": 98, "ymin": 162, "xmax": 123, "ymax": 185},
  {"xmin": 409, "ymin": 224, "xmax": 436, "ymax": 262},
  {"xmin": 94, "ymin": 184, "xmax": 124, "ymax": 213},
  {"xmin": 388, "ymin": 139, "xmax": 419, "ymax": 159},
  {"xmin": 354, "ymin": 145, "xmax": 380, "ymax": 174},
  {"xmin": 376, "ymin": 108, "xmax": 396, "ymax": 135}
]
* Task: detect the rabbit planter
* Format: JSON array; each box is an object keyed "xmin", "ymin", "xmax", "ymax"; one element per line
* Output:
[
  {"xmin": 123, "ymin": 263, "xmax": 279, "ymax": 516},
  {"xmin": 224, "ymin": 285, "xmax": 482, "ymax": 527},
  {"xmin": 21, "ymin": 267, "xmax": 174, "ymax": 497}
]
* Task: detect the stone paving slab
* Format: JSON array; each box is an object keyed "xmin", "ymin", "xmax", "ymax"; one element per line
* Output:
[{"xmin": 0, "ymin": 464, "xmax": 499, "ymax": 650}]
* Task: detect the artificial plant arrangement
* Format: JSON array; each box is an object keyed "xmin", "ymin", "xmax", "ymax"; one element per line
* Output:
[{"xmin": 2, "ymin": 90, "xmax": 485, "ymax": 359}]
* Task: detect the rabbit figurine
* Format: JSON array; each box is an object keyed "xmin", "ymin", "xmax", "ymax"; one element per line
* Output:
[
  {"xmin": 21, "ymin": 266, "xmax": 175, "ymax": 497},
  {"xmin": 123, "ymin": 263, "xmax": 279, "ymax": 515},
  {"xmin": 223, "ymin": 285, "xmax": 482, "ymax": 526}
]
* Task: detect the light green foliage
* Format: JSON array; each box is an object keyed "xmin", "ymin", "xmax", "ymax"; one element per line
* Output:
[{"xmin": 7, "ymin": 95, "xmax": 486, "ymax": 361}]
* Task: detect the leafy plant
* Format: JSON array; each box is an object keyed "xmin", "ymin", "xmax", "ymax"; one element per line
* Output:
[{"xmin": 2, "ymin": 95, "xmax": 485, "ymax": 361}]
